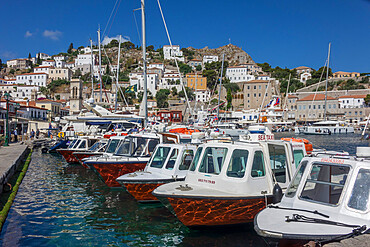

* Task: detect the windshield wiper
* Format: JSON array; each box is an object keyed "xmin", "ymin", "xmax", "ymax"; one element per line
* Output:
[{"xmin": 268, "ymin": 205, "xmax": 329, "ymax": 218}]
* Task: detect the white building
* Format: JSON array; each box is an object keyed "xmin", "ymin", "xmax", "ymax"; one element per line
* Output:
[
  {"xmin": 19, "ymin": 105, "xmax": 48, "ymax": 120},
  {"xmin": 42, "ymin": 60, "xmax": 56, "ymax": 67},
  {"xmin": 0, "ymin": 84, "xmax": 38, "ymax": 100},
  {"xmin": 93, "ymin": 65, "xmax": 106, "ymax": 79},
  {"xmin": 66, "ymin": 61, "xmax": 75, "ymax": 70},
  {"xmin": 195, "ymin": 90, "xmax": 211, "ymax": 102},
  {"xmin": 16, "ymin": 73, "xmax": 48, "ymax": 87},
  {"xmin": 36, "ymin": 53, "xmax": 51, "ymax": 60},
  {"xmin": 49, "ymin": 68, "xmax": 72, "ymax": 81},
  {"xmin": 163, "ymin": 45, "xmax": 184, "ymax": 62},
  {"xmin": 34, "ymin": 66, "xmax": 52, "ymax": 74},
  {"xmin": 203, "ymin": 55, "xmax": 218, "ymax": 64},
  {"xmin": 257, "ymin": 74, "xmax": 271, "ymax": 81},
  {"xmin": 148, "ymin": 63, "xmax": 165, "ymax": 71},
  {"xmin": 338, "ymin": 95, "xmax": 366, "ymax": 109},
  {"xmin": 0, "ymin": 78, "xmax": 16, "ymax": 84},
  {"xmin": 80, "ymin": 46, "xmax": 92, "ymax": 54},
  {"xmin": 160, "ymin": 72, "xmax": 183, "ymax": 92},
  {"xmin": 54, "ymin": 55, "xmax": 66, "ymax": 68},
  {"xmin": 75, "ymin": 54, "xmax": 95, "ymax": 66},
  {"xmin": 300, "ymin": 72, "xmax": 312, "ymax": 83},
  {"xmin": 129, "ymin": 72, "xmax": 159, "ymax": 95},
  {"xmin": 226, "ymin": 65, "xmax": 256, "ymax": 83},
  {"xmin": 294, "ymin": 66, "xmax": 313, "ymax": 75}
]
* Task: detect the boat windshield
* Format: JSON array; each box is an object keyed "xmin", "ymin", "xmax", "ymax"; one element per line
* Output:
[
  {"xmin": 227, "ymin": 149, "xmax": 249, "ymax": 178},
  {"xmin": 300, "ymin": 163, "xmax": 350, "ymax": 205},
  {"xmin": 348, "ymin": 168, "xmax": 370, "ymax": 212},
  {"xmin": 68, "ymin": 139, "xmax": 77, "ymax": 148},
  {"xmin": 198, "ymin": 147, "xmax": 228, "ymax": 175},
  {"xmin": 268, "ymin": 144, "xmax": 288, "ymax": 183},
  {"xmin": 165, "ymin": 148, "xmax": 179, "ymax": 170},
  {"xmin": 150, "ymin": 146, "xmax": 171, "ymax": 168},
  {"xmin": 286, "ymin": 160, "xmax": 308, "ymax": 198},
  {"xmin": 70, "ymin": 140, "xmax": 81, "ymax": 149},
  {"xmin": 115, "ymin": 137, "xmax": 159, "ymax": 157},
  {"xmin": 293, "ymin": 149, "xmax": 305, "ymax": 168},
  {"xmin": 190, "ymin": 147, "xmax": 203, "ymax": 171},
  {"xmin": 89, "ymin": 141, "xmax": 105, "ymax": 152},
  {"xmin": 106, "ymin": 139, "xmax": 122, "ymax": 154},
  {"xmin": 179, "ymin": 149, "xmax": 195, "ymax": 170}
]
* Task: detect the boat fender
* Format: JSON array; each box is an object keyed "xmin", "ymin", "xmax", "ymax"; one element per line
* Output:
[{"xmin": 272, "ymin": 183, "xmax": 283, "ymax": 204}]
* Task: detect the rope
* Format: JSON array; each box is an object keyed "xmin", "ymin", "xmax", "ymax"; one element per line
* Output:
[
  {"xmin": 285, "ymin": 214, "xmax": 361, "ymax": 228},
  {"xmin": 268, "ymin": 205, "xmax": 329, "ymax": 218},
  {"xmin": 133, "ymin": 9, "xmax": 142, "ymax": 45},
  {"xmin": 102, "ymin": 0, "xmax": 121, "ymax": 38}
]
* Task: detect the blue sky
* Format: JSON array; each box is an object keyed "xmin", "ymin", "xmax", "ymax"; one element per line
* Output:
[{"xmin": 1, "ymin": 0, "xmax": 369, "ymax": 72}]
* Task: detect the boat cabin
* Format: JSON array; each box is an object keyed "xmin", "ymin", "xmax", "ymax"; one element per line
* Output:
[{"xmin": 67, "ymin": 136, "xmax": 102, "ymax": 150}]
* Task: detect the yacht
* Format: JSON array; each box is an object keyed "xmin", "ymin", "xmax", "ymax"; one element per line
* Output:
[
  {"xmin": 212, "ymin": 123, "xmax": 249, "ymax": 137},
  {"xmin": 152, "ymin": 136, "xmax": 307, "ymax": 226},
  {"xmin": 116, "ymin": 143, "xmax": 197, "ymax": 202},
  {"xmin": 254, "ymin": 147, "xmax": 370, "ymax": 243},
  {"xmin": 295, "ymin": 121, "xmax": 354, "ymax": 135}
]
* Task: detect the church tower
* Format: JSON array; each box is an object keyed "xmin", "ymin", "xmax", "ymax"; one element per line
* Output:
[{"xmin": 69, "ymin": 78, "xmax": 83, "ymax": 115}]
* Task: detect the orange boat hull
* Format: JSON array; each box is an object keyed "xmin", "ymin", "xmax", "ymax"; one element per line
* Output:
[
  {"xmin": 87, "ymin": 161, "xmax": 147, "ymax": 187},
  {"xmin": 57, "ymin": 149, "xmax": 79, "ymax": 163},
  {"xmin": 73, "ymin": 152, "xmax": 100, "ymax": 168},
  {"xmin": 158, "ymin": 196, "xmax": 271, "ymax": 226},
  {"xmin": 123, "ymin": 183, "xmax": 165, "ymax": 202}
]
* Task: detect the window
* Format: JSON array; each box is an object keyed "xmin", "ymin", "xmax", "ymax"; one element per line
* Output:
[
  {"xmin": 286, "ymin": 160, "xmax": 308, "ymax": 197},
  {"xmin": 300, "ymin": 163, "xmax": 350, "ymax": 205},
  {"xmin": 268, "ymin": 144, "xmax": 287, "ymax": 183},
  {"xmin": 227, "ymin": 149, "xmax": 249, "ymax": 178},
  {"xmin": 293, "ymin": 149, "xmax": 305, "ymax": 168},
  {"xmin": 165, "ymin": 148, "xmax": 179, "ymax": 170},
  {"xmin": 251, "ymin": 151, "xmax": 265, "ymax": 177},
  {"xmin": 254, "ymin": 86, "xmax": 256, "ymax": 89},
  {"xmin": 198, "ymin": 147, "xmax": 228, "ymax": 175},
  {"xmin": 348, "ymin": 169, "xmax": 370, "ymax": 211},
  {"xmin": 150, "ymin": 146, "xmax": 171, "ymax": 168},
  {"xmin": 148, "ymin": 139, "xmax": 159, "ymax": 154},
  {"xmin": 190, "ymin": 147, "xmax": 203, "ymax": 171},
  {"xmin": 179, "ymin": 149, "xmax": 194, "ymax": 170}
]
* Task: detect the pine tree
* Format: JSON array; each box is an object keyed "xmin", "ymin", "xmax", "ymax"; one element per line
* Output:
[
  {"xmin": 37, "ymin": 53, "xmax": 41, "ymax": 65},
  {"xmin": 28, "ymin": 53, "xmax": 32, "ymax": 59},
  {"xmin": 67, "ymin": 43, "xmax": 74, "ymax": 54}
]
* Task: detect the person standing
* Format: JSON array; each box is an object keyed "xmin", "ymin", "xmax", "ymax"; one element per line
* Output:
[
  {"xmin": 14, "ymin": 128, "xmax": 18, "ymax": 142},
  {"xmin": 30, "ymin": 129, "xmax": 35, "ymax": 140},
  {"xmin": 36, "ymin": 129, "xmax": 40, "ymax": 139}
]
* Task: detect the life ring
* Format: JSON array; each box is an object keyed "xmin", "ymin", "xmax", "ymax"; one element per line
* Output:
[{"xmin": 58, "ymin": 132, "xmax": 65, "ymax": 138}]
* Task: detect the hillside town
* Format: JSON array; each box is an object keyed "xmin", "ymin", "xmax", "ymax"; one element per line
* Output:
[{"xmin": 0, "ymin": 41, "xmax": 369, "ymax": 138}]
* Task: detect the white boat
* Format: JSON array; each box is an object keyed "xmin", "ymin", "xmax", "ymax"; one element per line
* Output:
[
  {"xmin": 212, "ymin": 122, "xmax": 248, "ymax": 137},
  {"xmin": 254, "ymin": 147, "xmax": 370, "ymax": 243},
  {"xmin": 116, "ymin": 143, "xmax": 197, "ymax": 202},
  {"xmin": 295, "ymin": 121, "xmax": 355, "ymax": 135},
  {"xmin": 152, "ymin": 133, "xmax": 308, "ymax": 226}
]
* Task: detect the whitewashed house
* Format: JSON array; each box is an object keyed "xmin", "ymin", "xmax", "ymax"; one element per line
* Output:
[
  {"xmin": 129, "ymin": 72, "xmax": 159, "ymax": 95},
  {"xmin": 12, "ymin": 85, "xmax": 39, "ymax": 100},
  {"xmin": 42, "ymin": 60, "xmax": 56, "ymax": 67},
  {"xmin": 34, "ymin": 66, "xmax": 52, "ymax": 74},
  {"xmin": 54, "ymin": 55, "xmax": 66, "ymax": 68},
  {"xmin": 257, "ymin": 74, "xmax": 271, "ymax": 81},
  {"xmin": 300, "ymin": 72, "xmax": 312, "ymax": 83},
  {"xmin": 16, "ymin": 73, "xmax": 48, "ymax": 87},
  {"xmin": 36, "ymin": 53, "xmax": 51, "ymax": 60},
  {"xmin": 75, "ymin": 54, "xmax": 95, "ymax": 66},
  {"xmin": 195, "ymin": 90, "xmax": 211, "ymax": 102},
  {"xmin": 338, "ymin": 95, "xmax": 367, "ymax": 109},
  {"xmin": 160, "ymin": 72, "xmax": 183, "ymax": 92},
  {"xmin": 20, "ymin": 105, "xmax": 48, "ymax": 120},
  {"xmin": 226, "ymin": 65, "xmax": 256, "ymax": 83},
  {"xmin": 66, "ymin": 61, "xmax": 75, "ymax": 70},
  {"xmin": 163, "ymin": 45, "xmax": 184, "ymax": 62},
  {"xmin": 49, "ymin": 68, "xmax": 72, "ymax": 81},
  {"xmin": 148, "ymin": 63, "xmax": 165, "ymax": 71},
  {"xmin": 203, "ymin": 55, "xmax": 218, "ymax": 64}
]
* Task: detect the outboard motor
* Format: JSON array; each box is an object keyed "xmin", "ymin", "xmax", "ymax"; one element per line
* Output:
[{"xmin": 272, "ymin": 183, "xmax": 283, "ymax": 204}]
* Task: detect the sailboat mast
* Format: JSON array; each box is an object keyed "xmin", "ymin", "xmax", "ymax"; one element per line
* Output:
[
  {"xmin": 90, "ymin": 39, "xmax": 94, "ymax": 101},
  {"xmin": 217, "ymin": 53, "xmax": 225, "ymax": 122},
  {"xmin": 141, "ymin": 0, "xmax": 148, "ymax": 127},
  {"xmin": 324, "ymin": 42, "xmax": 331, "ymax": 121},
  {"xmin": 115, "ymin": 35, "xmax": 122, "ymax": 112},
  {"xmin": 98, "ymin": 28, "xmax": 103, "ymax": 103}
]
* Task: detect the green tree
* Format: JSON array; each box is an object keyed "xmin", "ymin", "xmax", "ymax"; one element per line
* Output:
[
  {"xmin": 171, "ymin": 87, "xmax": 177, "ymax": 96},
  {"xmin": 102, "ymin": 75, "xmax": 112, "ymax": 85},
  {"xmin": 37, "ymin": 53, "xmax": 41, "ymax": 65},
  {"xmin": 223, "ymin": 81, "xmax": 239, "ymax": 93},
  {"xmin": 0, "ymin": 59, "xmax": 3, "ymax": 70},
  {"xmin": 181, "ymin": 48, "xmax": 195, "ymax": 59},
  {"xmin": 178, "ymin": 62, "xmax": 192, "ymax": 75},
  {"xmin": 67, "ymin": 43, "xmax": 74, "ymax": 54},
  {"xmin": 202, "ymin": 70, "xmax": 218, "ymax": 89},
  {"xmin": 122, "ymin": 41, "xmax": 135, "ymax": 50},
  {"xmin": 257, "ymin": 62, "xmax": 272, "ymax": 73},
  {"xmin": 147, "ymin": 45, "xmax": 154, "ymax": 51},
  {"xmin": 9, "ymin": 69, "xmax": 15, "ymax": 74},
  {"xmin": 226, "ymin": 88, "xmax": 232, "ymax": 110},
  {"xmin": 179, "ymin": 87, "xmax": 195, "ymax": 100},
  {"xmin": 196, "ymin": 64, "xmax": 202, "ymax": 71},
  {"xmin": 312, "ymin": 66, "xmax": 333, "ymax": 79},
  {"xmin": 364, "ymin": 94, "xmax": 370, "ymax": 106},
  {"xmin": 28, "ymin": 53, "xmax": 32, "ymax": 60},
  {"xmin": 156, "ymin": 89, "xmax": 171, "ymax": 108}
]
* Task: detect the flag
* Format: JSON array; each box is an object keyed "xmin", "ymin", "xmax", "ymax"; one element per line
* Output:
[
  {"xmin": 273, "ymin": 97, "xmax": 280, "ymax": 106},
  {"xmin": 125, "ymin": 84, "xmax": 137, "ymax": 93},
  {"xmin": 265, "ymin": 99, "xmax": 273, "ymax": 108}
]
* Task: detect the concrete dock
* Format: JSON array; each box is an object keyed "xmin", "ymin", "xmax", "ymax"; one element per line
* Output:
[{"xmin": 0, "ymin": 143, "xmax": 29, "ymax": 194}]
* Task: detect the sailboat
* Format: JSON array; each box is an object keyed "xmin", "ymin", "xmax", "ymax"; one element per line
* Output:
[{"xmin": 295, "ymin": 43, "xmax": 354, "ymax": 135}]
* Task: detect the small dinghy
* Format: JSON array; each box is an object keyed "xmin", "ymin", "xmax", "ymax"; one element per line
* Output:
[{"xmin": 254, "ymin": 147, "xmax": 370, "ymax": 243}]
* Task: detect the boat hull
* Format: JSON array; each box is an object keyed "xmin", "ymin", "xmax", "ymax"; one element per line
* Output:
[
  {"xmin": 73, "ymin": 152, "xmax": 102, "ymax": 168},
  {"xmin": 155, "ymin": 195, "xmax": 271, "ymax": 226},
  {"xmin": 57, "ymin": 149, "xmax": 79, "ymax": 163},
  {"xmin": 87, "ymin": 161, "xmax": 147, "ymax": 187}
]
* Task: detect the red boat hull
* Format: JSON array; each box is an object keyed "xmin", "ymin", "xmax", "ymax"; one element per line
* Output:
[
  {"xmin": 88, "ymin": 161, "xmax": 147, "ymax": 187},
  {"xmin": 57, "ymin": 149, "xmax": 79, "ymax": 163},
  {"xmin": 158, "ymin": 196, "xmax": 270, "ymax": 226},
  {"xmin": 123, "ymin": 183, "xmax": 165, "ymax": 202},
  {"xmin": 73, "ymin": 152, "xmax": 100, "ymax": 168}
]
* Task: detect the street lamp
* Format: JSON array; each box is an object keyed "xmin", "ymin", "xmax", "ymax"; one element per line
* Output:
[{"xmin": 4, "ymin": 92, "xmax": 10, "ymax": 146}]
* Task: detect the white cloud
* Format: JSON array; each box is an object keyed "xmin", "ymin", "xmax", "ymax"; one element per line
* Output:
[
  {"xmin": 101, "ymin": 35, "xmax": 130, "ymax": 46},
  {"xmin": 43, "ymin": 30, "xmax": 62, "ymax": 40},
  {"xmin": 25, "ymin": 31, "xmax": 33, "ymax": 38}
]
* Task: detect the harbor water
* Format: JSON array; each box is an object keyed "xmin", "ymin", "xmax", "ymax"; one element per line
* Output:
[{"xmin": 0, "ymin": 133, "xmax": 368, "ymax": 246}]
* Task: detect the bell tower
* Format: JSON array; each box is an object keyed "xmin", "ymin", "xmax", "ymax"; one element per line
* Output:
[{"xmin": 69, "ymin": 78, "xmax": 83, "ymax": 115}]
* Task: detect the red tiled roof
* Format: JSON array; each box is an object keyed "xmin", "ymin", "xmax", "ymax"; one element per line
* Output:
[
  {"xmin": 298, "ymin": 94, "xmax": 336, "ymax": 101},
  {"xmin": 338, "ymin": 94, "xmax": 367, "ymax": 99},
  {"xmin": 17, "ymin": 73, "xmax": 47, "ymax": 76}
]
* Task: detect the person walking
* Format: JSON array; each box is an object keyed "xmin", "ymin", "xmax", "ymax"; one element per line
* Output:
[
  {"xmin": 36, "ymin": 129, "xmax": 40, "ymax": 139},
  {"xmin": 30, "ymin": 129, "xmax": 35, "ymax": 140}
]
